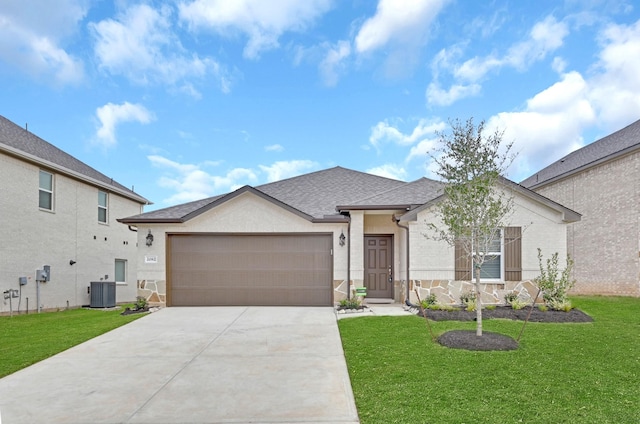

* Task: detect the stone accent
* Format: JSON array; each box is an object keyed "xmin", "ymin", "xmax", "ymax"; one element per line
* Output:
[
  {"xmin": 334, "ymin": 279, "xmax": 349, "ymax": 302},
  {"xmin": 138, "ymin": 280, "xmax": 166, "ymax": 306},
  {"xmin": 410, "ymin": 279, "xmax": 541, "ymax": 305}
]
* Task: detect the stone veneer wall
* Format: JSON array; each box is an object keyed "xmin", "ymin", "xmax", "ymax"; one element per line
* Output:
[
  {"xmin": 410, "ymin": 279, "xmax": 541, "ymax": 305},
  {"xmin": 138, "ymin": 280, "xmax": 166, "ymax": 306}
]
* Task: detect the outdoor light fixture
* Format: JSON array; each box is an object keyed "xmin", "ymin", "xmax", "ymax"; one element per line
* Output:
[
  {"xmin": 146, "ymin": 229, "xmax": 154, "ymax": 247},
  {"xmin": 339, "ymin": 230, "xmax": 346, "ymax": 246}
]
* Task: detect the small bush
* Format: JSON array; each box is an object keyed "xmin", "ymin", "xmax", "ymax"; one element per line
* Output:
[
  {"xmin": 538, "ymin": 304, "xmax": 549, "ymax": 312},
  {"xmin": 420, "ymin": 293, "xmax": 438, "ymax": 309},
  {"xmin": 460, "ymin": 291, "xmax": 477, "ymax": 311},
  {"xmin": 134, "ymin": 296, "xmax": 148, "ymax": 310},
  {"xmin": 535, "ymin": 249, "xmax": 575, "ymax": 310},
  {"xmin": 504, "ymin": 291, "xmax": 518, "ymax": 305},
  {"xmin": 339, "ymin": 298, "xmax": 362, "ymax": 309},
  {"xmin": 510, "ymin": 298, "xmax": 528, "ymax": 310},
  {"xmin": 485, "ymin": 305, "xmax": 496, "ymax": 311}
]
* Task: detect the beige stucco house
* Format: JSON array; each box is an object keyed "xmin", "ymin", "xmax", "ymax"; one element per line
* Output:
[
  {"xmin": 0, "ymin": 115, "xmax": 150, "ymax": 314},
  {"xmin": 522, "ymin": 118, "xmax": 640, "ymax": 297},
  {"xmin": 120, "ymin": 166, "xmax": 579, "ymax": 307}
]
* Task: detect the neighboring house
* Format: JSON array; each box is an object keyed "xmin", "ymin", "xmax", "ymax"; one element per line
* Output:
[
  {"xmin": 0, "ymin": 115, "xmax": 150, "ymax": 314},
  {"xmin": 119, "ymin": 166, "xmax": 579, "ymax": 307},
  {"xmin": 521, "ymin": 118, "xmax": 640, "ymax": 297}
]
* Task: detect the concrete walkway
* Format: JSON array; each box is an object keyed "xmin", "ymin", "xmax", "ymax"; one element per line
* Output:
[{"xmin": 0, "ymin": 307, "xmax": 359, "ymax": 424}]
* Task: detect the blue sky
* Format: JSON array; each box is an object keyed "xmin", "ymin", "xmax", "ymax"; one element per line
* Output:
[{"xmin": 1, "ymin": 0, "xmax": 639, "ymax": 210}]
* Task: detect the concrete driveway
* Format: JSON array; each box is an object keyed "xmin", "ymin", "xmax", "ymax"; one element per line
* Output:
[{"xmin": 0, "ymin": 307, "xmax": 359, "ymax": 424}]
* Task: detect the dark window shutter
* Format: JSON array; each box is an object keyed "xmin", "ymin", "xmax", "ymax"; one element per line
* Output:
[
  {"xmin": 455, "ymin": 238, "xmax": 471, "ymax": 281},
  {"xmin": 504, "ymin": 227, "xmax": 522, "ymax": 281}
]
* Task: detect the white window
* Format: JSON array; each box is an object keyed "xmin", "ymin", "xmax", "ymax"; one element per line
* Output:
[
  {"xmin": 98, "ymin": 191, "xmax": 108, "ymax": 223},
  {"xmin": 115, "ymin": 259, "xmax": 127, "ymax": 284},
  {"xmin": 39, "ymin": 170, "xmax": 54, "ymax": 210},
  {"xmin": 472, "ymin": 230, "xmax": 503, "ymax": 280}
]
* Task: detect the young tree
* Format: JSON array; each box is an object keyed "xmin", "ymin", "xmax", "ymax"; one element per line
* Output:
[{"xmin": 429, "ymin": 118, "xmax": 515, "ymax": 336}]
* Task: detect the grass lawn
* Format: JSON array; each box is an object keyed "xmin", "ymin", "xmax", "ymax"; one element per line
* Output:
[
  {"xmin": 339, "ymin": 296, "xmax": 640, "ymax": 424},
  {"xmin": 0, "ymin": 306, "xmax": 145, "ymax": 378}
]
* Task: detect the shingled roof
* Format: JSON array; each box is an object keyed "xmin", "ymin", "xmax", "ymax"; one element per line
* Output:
[
  {"xmin": 521, "ymin": 118, "xmax": 640, "ymax": 189},
  {"xmin": 120, "ymin": 166, "xmax": 431, "ymax": 223},
  {"xmin": 0, "ymin": 115, "xmax": 149, "ymax": 204}
]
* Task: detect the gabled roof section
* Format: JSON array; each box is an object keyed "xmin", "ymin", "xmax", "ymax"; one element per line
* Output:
[
  {"xmin": 521, "ymin": 118, "xmax": 640, "ymax": 189},
  {"xmin": 337, "ymin": 177, "xmax": 444, "ymax": 211},
  {"xmin": 0, "ymin": 115, "xmax": 149, "ymax": 205},
  {"xmin": 120, "ymin": 166, "xmax": 407, "ymax": 223},
  {"xmin": 400, "ymin": 176, "xmax": 581, "ymax": 223},
  {"xmin": 118, "ymin": 185, "xmax": 335, "ymax": 224}
]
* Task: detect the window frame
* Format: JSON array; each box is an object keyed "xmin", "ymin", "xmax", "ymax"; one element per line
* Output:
[
  {"xmin": 115, "ymin": 259, "xmax": 127, "ymax": 285},
  {"xmin": 98, "ymin": 190, "xmax": 108, "ymax": 224},
  {"xmin": 471, "ymin": 229, "xmax": 504, "ymax": 281},
  {"xmin": 39, "ymin": 170, "xmax": 54, "ymax": 211}
]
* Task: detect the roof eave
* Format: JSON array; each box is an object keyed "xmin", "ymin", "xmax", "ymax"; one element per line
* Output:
[
  {"xmin": 0, "ymin": 142, "xmax": 151, "ymax": 205},
  {"xmin": 525, "ymin": 141, "xmax": 640, "ymax": 190},
  {"xmin": 336, "ymin": 204, "xmax": 412, "ymax": 212}
]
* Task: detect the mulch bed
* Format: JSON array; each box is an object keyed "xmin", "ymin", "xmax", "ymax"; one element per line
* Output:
[
  {"xmin": 120, "ymin": 307, "xmax": 149, "ymax": 316},
  {"xmin": 418, "ymin": 306, "xmax": 593, "ymax": 351},
  {"xmin": 418, "ymin": 305, "xmax": 593, "ymax": 323}
]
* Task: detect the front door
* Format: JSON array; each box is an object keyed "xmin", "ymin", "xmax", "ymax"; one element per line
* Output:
[{"xmin": 364, "ymin": 235, "xmax": 393, "ymax": 298}]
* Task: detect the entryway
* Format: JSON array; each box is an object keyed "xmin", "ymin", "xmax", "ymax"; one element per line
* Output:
[{"xmin": 364, "ymin": 235, "xmax": 393, "ymax": 299}]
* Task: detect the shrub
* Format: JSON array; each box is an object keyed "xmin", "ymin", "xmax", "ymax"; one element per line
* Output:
[
  {"xmin": 534, "ymin": 249, "xmax": 575, "ymax": 311},
  {"xmin": 538, "ymin": 304, "xmax": 549, "ymax": 312},
  {"xmin": 504, "ymin": 291, "xmax": 518, "ymax": 305},
  {"xmin": 134, "ymin": 296, "xmax": 148, "ymax": 310},
  {"xmin": 485, "ymin": 305, "xmax": 496, "ymax": 311},
  {"xmin": 339, "ymin": 298, "xmax": 362, "ymax": 309},
  {"xmin": 460, "ymin": 291, "xmax": 477, "ymax": 312},
  {"xmin": 510, "ymin": 298, "xmax": 529, "ymax": 310},
  {"xmin": 420, "ymin": 293, "xmax": 438, "ymax": 309}
]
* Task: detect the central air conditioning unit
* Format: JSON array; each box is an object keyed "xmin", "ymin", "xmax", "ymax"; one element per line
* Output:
[{"xmin": 90, "ymin": 281, "xmax": 116, "ymax": 308}]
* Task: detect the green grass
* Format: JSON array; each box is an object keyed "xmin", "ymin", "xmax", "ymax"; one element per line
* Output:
[
  {"xmin": 0, "ymin": 306, "xmax": 145, "ymax": 378},
  {"xmin": 339, "ymin": 296, "xmax": 640, "ymax": 424}
]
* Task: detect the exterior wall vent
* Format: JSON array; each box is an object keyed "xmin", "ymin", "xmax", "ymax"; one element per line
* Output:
[{"xmin": 90, "ymin": 281, "xmax": 116, "ymax": 308}]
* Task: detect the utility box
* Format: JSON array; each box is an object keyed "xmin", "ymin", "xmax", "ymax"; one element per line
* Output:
[{"xmin": 90, "ymin": 281, "xmax": 116, "ymax": 308}]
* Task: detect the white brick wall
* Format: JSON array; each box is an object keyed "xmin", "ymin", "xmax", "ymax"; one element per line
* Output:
[{"xmin": 0, "ymin": 153, "xmax": 143, "ymax": 313}]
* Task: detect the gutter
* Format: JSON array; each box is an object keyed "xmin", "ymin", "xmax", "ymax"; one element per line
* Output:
[{"xmin": 393, "ymin": 215, "xmax": 410, "ymax": 303}]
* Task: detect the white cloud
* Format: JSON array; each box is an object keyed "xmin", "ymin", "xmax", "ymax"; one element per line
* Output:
[
  {"xmin": 178, "ymin": 0, "xmax": 333, "ymax": 59},
  {"xmin": 483, "ymin": 18, "xmax": 640, "ymax": 182},
  {"xmin": 0, "ymin": 0, "xmax": 86, "ymax": 85},
  {"xmin": 319, "ymin": 40, "xmax": 351, "ymax": 86},
  {"xmin": 486, "ymin": 71, "xmax": 595, "ymax": 180},
  {"xmin": 589, "ymin": 19, "xmax": 640, "ymax": 129},
  {"xmin": 90, "ymin": 3, "xmax": 231, "ymax": 93},
  {"xmin": 429, "ymin": 15, "xmax": 569, "ymax": 106},
  {"xmin": 259, "ymin": 160, "xmax": 318, "ymax": 182},
  {"xmin": 149, "ymin": 155, "xmax": 258, "ymax": 204},
  {"xmin": 265, "ymin": 144, "xmax": 284, "ymax": 152},
  {"xmin": 426, "ymin": 82, "xmax": 481, "ymax": 106},
  {"xmin": 367, "ymin": 164, "xmax": 407, "ymax": 180},
  {"xmin": 354, "ymin": 0, "xmax": 448, "ymax": 54},
  {"xmin": 93, "ymin": 102, "xmax": 155, "ymax": 148},
  {"xmin": 407, "ymin": 138, "xmax": 439, "ymax": 163},
  {"xmin": 370, "ymin": 119, "xmax": 445, "ymax": 149}
]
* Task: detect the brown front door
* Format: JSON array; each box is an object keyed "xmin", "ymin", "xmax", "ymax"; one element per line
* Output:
[{"xmin": 364, "ymin": 235, "xmax": 393, "ymax": 298}]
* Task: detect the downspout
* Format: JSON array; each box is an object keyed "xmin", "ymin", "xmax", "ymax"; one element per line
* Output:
[
  {"xmin": 394, "ymin": 215, "xmax": 410, "ymax": 303},
  {"xmin": 346, "ymin": 215, "xmax": 352, "ymax": 300}
]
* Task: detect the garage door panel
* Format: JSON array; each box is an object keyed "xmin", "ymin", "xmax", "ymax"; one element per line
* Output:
[{"xmin": 169, "ymin": 234, "xmax": 333, "ymax": 306}]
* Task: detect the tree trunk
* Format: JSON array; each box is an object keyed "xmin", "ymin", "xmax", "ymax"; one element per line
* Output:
[{"xmin": 475, "ymin": 271, "xmax": 483, "ymax": 336}]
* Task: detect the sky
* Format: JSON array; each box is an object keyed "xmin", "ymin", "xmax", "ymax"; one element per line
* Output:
[{"xmin": 1, "ymin": 0, "xmax": 639, "ymax": 211}]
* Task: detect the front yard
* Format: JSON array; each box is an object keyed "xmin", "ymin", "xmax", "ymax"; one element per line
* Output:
[
  {"xmin": 0, "ymin": 306, "xmax": 144, "ymax": 378},
  {"xmin": 338, "ymin": 296, "xmax": 640, "ymax": 424}
]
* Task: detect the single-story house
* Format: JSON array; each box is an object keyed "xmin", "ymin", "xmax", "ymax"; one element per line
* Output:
[
  {"xmin": 0, "ymin": 115, "xmax": 150, "ymax": 314},
  {"xmin": 521, "ymin": 118, "xmax": 640, "ymax": 297},
  {"xmin": 119, "ymin": 166, "xmax": 580, "ymax": 307}
]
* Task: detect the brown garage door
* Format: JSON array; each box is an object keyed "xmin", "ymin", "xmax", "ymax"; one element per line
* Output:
[{"xmin": 168, "ymin": 233, "xmax": 333, "ymax": 306}]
